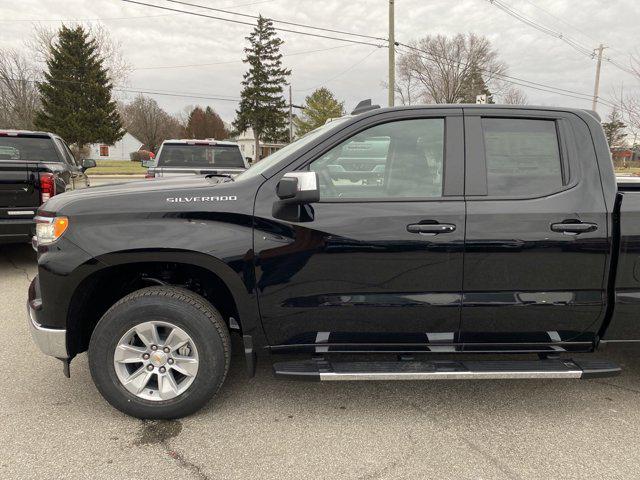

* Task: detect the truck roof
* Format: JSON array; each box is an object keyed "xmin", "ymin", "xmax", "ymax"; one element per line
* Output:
[
  {"xmin": 0, "ymin": 129, "xmax": 57, "ymax": 138},
  {"xmin": 162, "ymin": 139, "xmax": 240, "ymax": 146}
]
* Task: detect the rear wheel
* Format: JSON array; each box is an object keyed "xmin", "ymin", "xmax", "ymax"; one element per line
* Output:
[{"xmin": 88, "ymin": 286, "xmax": 230, "ymax": 419}]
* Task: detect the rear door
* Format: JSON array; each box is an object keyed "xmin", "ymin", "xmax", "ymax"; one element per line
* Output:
[{"xmin": 461, "ymin": 108, "xmax": 609, "ymax": 349}]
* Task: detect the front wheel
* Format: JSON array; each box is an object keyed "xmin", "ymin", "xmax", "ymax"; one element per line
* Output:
[{"xmin": 88, "ymin": 286, "xmax": 230, "ymax": 419}]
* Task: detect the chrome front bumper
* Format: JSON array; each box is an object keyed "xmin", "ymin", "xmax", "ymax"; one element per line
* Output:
[{"xmin": 27, "ymin": 302, "xmax": 68, "ymax": 359}]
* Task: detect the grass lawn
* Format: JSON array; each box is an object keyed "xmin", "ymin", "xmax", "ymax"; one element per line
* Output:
[{"xmin": 87, "ymin": 160, "xmax": 147, "ymax": 175}]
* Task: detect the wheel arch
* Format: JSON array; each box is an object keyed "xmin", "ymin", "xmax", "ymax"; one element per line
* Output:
[{"xmin": 65, "ymin": 249, "xmax": 261, "ymax": 358}]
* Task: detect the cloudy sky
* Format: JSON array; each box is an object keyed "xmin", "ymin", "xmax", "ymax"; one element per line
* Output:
[{"xmin": 2, "ymin": 0, "xmax": 639, "ymax": 124}]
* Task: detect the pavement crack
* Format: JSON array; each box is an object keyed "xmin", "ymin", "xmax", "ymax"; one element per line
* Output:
[
  {"xmin": 1, "ymin": 251, "xmax": 33, "ymax": 283},
  {"xmin": 458, "ymin": 437, "xmax": 523, "ymax": 480},
  {"xmin": 593, "ymin": 380, "xmax": 640, "ymax": 395},
  {"xmin": 357, "ymin": 432, "xmax": 419, "ymax": 480},
  {"xmin": 164, "ymin": 445, "xmax": 211, "ymax": 480}
]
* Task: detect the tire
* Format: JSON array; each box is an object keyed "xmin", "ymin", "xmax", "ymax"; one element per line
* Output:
[{"xmin": 88, "ymin": 286, "xmax": 231, "ymax": 419}]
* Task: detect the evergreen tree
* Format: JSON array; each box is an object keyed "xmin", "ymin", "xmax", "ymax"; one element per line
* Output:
[
  {"xmin": 233, "ymin": 16, "xmax": 290, "ymax": 161},
  {"xmin": 602, "ymin": 108, "xmax": 627, "ymax": 147},
  {"xmin": 458, "ymin": 63, "xmax": 493, "ymax": 104},
  {"xmin": 35, "ymin": 25, "xmax": 123, "ymax": 149},
  {"xmin": 293, "ymin": 87, "xmax": 345, "ymax": 137}
]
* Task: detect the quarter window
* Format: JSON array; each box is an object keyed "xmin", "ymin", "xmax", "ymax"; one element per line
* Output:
[
  {"xmin": 482, "ymin": 118, "xmax": 564, "ymax": 197},
  {"xmin": 308, "ymin": 118, "xmax": 445, "ymax": 200}
]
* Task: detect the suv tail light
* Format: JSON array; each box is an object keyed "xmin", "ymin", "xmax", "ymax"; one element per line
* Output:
[{"xmin": 40, "ymin": 173, "xmax": 56, "ymax": 203}]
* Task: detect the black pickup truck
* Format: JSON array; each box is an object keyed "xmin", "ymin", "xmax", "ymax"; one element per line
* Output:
[
  {"xmin": 0, "ymin": 130, "xmax": 95, "ymax": 244},
  {"xmin": 27, "ymin": 104, "xmax": 640, "ymax": 419}
]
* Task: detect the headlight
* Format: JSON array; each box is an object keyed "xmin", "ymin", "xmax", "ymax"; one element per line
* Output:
[{"xmin": 35, "ymin": 216, "xmax": 69, "ymax": 245}]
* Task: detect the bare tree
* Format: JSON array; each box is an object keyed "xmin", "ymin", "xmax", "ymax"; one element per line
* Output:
[
  {"xmin": 0, "ymin": 49, "xmax": 40, "ymax": 129},
  {"xmin": 120, "ymin": 95, "xmax": 184, "ymax": 152},
  {"xmin": 500, "ymin": 86, "xmax": 529, "ymax": 105},
  {"xmin": 27, "ymin": 23, "xmax": 131, "ymax": 85},
  {"xmin": 397, "ymin": 33, "xmax": 507, "ymax": 104}
]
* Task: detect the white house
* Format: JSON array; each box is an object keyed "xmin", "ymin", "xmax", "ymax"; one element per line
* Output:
[
  {"xmin": 88, "ymin": 132, "xmax": 144, "ymax": 161},
  {"xmin": 235, "ymin": 128, "xmax": 286, "ymax": 163}
]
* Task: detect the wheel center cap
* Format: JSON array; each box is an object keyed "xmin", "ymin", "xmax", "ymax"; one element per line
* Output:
[{"xmin": 150, "ymin": 351, "xmax": 168, "ymax": 367}]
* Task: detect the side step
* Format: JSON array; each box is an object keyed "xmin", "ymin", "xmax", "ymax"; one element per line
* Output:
[{"xmin": 273, "ymin": 359, "xmax": 621, "ymax": 381}]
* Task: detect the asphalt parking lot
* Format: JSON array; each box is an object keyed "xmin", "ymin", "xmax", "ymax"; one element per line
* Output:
[{"xmin": 2, "ymin": 242, "xmax": 640, "ymax": 480}]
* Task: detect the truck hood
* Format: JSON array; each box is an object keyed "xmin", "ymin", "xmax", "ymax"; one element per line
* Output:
[{"xmin": 41, "ymin": 175, "xmax": 257, "ymax": 217}]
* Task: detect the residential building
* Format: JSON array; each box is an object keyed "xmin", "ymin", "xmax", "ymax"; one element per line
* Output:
[
  {"xmin": 87, "ymin": 132, "xmax": 144, "ymax": 161},
  {"xmin": 235, "ymin": 128, "xmax": 286, "ymax": 163}
]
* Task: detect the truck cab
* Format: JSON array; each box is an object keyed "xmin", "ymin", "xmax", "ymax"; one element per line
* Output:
[{"xmin": 26, "ymin": 104, "xmax": 637, "ymax": 419}]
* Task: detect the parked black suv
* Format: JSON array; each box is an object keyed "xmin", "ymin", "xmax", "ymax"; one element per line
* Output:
[
  {"xmin": 27, "ymin": 104, "xmax": 638, "ymax": 419},
  {"xmin": 0, "ymin": 130, "xmax": 94, "ymax": 244}
]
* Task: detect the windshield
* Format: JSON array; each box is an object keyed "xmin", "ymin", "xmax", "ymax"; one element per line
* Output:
[
  {"xmin": 0, "ymin": 136, "xmax": 60, "ymax": 162},
  {"xmin": 157, "ymin": 144, "xmax": 245, "ymax": 168},
  {"xmin": 234, "ymin": 117, "xmax": 352, "ymax": 181}
]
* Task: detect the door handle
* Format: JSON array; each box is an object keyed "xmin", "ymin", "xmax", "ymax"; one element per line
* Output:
[
  {"xmin": 407, "ymin": 222, "xmax": 456, "ymax": 235},
  {"xmin": 550, "ymin": 221, "xmax": 598, "ymax": 234}
]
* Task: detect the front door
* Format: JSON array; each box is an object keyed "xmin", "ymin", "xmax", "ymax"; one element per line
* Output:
[
  {"xmin": 460, "ymin": 109, "xmax": 609, "ymax": 349},
  {"xmin": 253, "ymin": 109, "xmax": 466, "ymax": 351}
]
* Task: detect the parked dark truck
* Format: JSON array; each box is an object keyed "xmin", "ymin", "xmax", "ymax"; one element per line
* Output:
[
  {"xmin": 27, "ymin": 104, "xmax": 640, "ymax": 419},
  {"xmin": 146, "ymin": 139, "xmax": 248, "ymax": 179},
  {"xmin": 0, "ymin": 130, "xmax": 94, "ymax": 244}
]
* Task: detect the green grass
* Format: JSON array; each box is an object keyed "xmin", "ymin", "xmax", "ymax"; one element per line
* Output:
[{"xmin": 86, "ymin": 160, "xmax": 147, "ymax": 175}]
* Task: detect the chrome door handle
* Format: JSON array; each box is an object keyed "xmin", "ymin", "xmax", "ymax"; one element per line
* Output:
[
  {"xmin": 407, "ymin": 223, "xmax": 456, "ymax": 235},
  {"xmin": 551, "ymin": 221, "xmax": 598, "ymax": 235}
]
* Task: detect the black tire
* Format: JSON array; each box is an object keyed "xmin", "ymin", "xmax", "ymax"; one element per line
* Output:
[{"xmin": 88, "ymin": 286, "xmax": 231, "ymax": 419}]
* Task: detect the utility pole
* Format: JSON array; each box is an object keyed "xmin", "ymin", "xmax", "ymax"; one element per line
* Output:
[
  {"xmin": 592, "ymin": 44, "xmax": 606, "ymax": 112},
  {"xmin": 288, "ymin": 84, "xmax": 293, "ymax": 142},
  {"xmin": 388, "ymin": 0, "xmax": 395, "ymax": 107}
]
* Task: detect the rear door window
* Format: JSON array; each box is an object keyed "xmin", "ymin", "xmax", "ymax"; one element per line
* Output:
[
  {"xmin": 0, "ymin": 136, "xmax": 61, "ymax": 162},
  {"xmin": 482, "ymin": 118, "xmax": 564, "ymax": 197},
  {"xmin": 158, "ymin": 144, "xmax": 245, "ymax": 168}
]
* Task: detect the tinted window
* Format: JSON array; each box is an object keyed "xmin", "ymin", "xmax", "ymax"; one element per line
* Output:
[
  {"xmin": 157, "ymin": 144, "xmax": 244, "ymax": 168},
  {"xmin": 309, "ymin": 118, "xmax": 444, "ymax": 199},
  {"xmin": 55, "ymin": 138, "xmax": 77, "ymax": 166},
  {"xmin": 0, "ymin": 136, "xmax": 60, "ymax": 162},
  {"xmin": 483, "ymin": 118, "xmax": 563, "ymax": 197}
]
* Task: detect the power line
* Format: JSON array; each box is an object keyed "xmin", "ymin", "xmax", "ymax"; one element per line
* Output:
[
  {"xmin": 13, "ymin": 76, "xmax": 241, "ymax": 102},
  {"xmin": 168, "ymin": 0, "xmax": 387, "ymax": 42},
  {"xmin": 485, "ymin": 0, "xmax": 595, "ymax": 58},
  {"xmin": 120, "ymin": 0, "xmax": 385, "ymax": 48},
  {"xmin": 133, "ymin": 43, "xmax": 358, "ymax": 70},
  {"xmin": 395, "ymin": 43, "xmax": 618, "ymax": 108},
  {"xmin": 0, "ymin": 0, "xmax": 273, "ymax": 23},
  {"xmin": 486, "ymin": 0, "xmax": 636, "ymax": 79}
]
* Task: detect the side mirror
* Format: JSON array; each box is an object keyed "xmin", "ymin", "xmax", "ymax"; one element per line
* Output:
[
  {"xmin": 276, "ymin": 172, "xmax": 320, "ymax": 204},
  {"xmin": 81, "ymin": 158, "xmax": 96, "ymax": 171}
]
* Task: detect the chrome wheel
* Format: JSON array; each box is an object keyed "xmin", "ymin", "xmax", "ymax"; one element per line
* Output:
[{"xmin": 113, "ymin": 321, "xmax": 199, "ymax": 401}]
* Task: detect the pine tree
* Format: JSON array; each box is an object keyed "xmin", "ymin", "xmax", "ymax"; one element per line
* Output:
[
  {"xmin": 458, "ymin": 63, "xmax": 493, "ymax": 104},
  {"xmin": 35, "ymin": 25, "xmax": 124, "ymax": 149},
  {"xmin": 293, "ymin": 88, "xmax": 345, "ymax": 137},
  {"xmin": 186, "ymin": 106, "xmax": 228, "ymax": 140},
  {"xmin": 233, "ymin": 16, "xmax": 290, "ymax": 161},
  {"xmin": 602, "ymin": 108, "xmax": 627, "ymax": 148}
]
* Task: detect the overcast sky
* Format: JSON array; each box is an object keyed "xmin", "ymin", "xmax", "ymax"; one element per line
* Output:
[{"xmin": 2, "ymin": 0, "xmax": 639, "ymax": 124}]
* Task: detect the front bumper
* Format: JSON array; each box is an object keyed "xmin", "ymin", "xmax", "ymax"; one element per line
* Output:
[{"xmin": 27, "ymin": 278, "xmax": 68, "ymax": 359}]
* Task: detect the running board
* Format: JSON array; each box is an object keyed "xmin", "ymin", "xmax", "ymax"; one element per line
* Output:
[{"xmin": 273, "ymin": 359, "xmax": 621, "ymax": 381}]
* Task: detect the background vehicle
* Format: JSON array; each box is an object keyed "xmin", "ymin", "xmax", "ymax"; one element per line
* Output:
[
  {"xmin": 27, "ymin": 104, "xmax": 638, "ymax": 419},
  {"xmin": 146, "ymin": 139, "xmax": 247, "ymax": 179},
  {"xmin": 0, "ymin": 130, "xmax": 94, "ymax": 244}
]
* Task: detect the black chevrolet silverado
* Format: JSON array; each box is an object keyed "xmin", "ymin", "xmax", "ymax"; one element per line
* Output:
[
  {"xmin": 0, "ymin": 130, "xmax": 95, "ymax": 244},
  {"xmin": 27, "ymin": 104, "xmax": 640, "ymax": 419}
]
